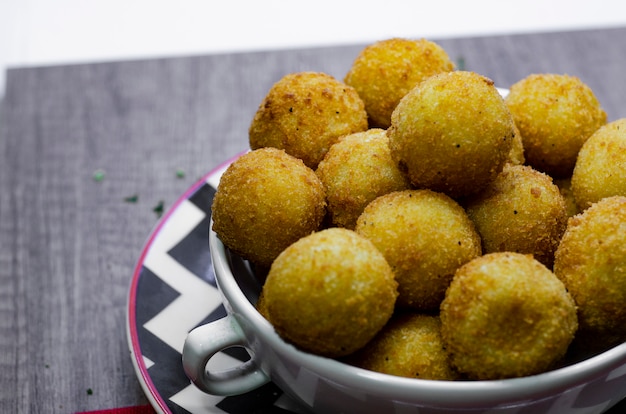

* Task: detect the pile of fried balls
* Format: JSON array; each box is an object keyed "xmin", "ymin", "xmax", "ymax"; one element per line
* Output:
[{"xmin": 211, "ymin": 38, "xmax": 626, "ymax": 381}]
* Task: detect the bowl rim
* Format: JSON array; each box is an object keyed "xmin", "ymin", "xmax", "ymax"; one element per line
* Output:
[{"xmin": 209, "ymin": 226, "xmax": 626, "ymax": 408}]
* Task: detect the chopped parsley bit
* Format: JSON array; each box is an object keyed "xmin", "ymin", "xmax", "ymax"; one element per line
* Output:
[
  {"xmin": 92, "ymin": 169, "xmax": 105, "ymax": 182},
  {"xmin": 153, "ymin": 201, "xmax": 165, "ymax": 218},
  {"xmin": 456, "ymin": 56, "xmax": 466, "ymax": 71},
  {"xmin": 176, "ymin": 168, "xmax": 186, "ymax": 179},
  {"xmin": 124, "ymin": 194, "xmax": 139, "ymax": 203},
  {"xmin": 45, "ymin": 364, "xmax": 50, "ymax": 368},
  {"xmin": 86, "ymin": 388, "xmax": 93, "ymax": 395}
]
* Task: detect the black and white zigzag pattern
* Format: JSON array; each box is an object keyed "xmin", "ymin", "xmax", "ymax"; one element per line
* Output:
[{"xmin": 133, "ymin": 180, "xmax": 302, "ymax": 414}]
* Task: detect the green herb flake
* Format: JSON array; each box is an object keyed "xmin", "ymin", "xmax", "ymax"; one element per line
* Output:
[
  {"xmin": 86, "ymin": 388, "xmax": 93, "ymax": 395},
  {"xmin": 124, "ymin": 194, "xmax": 139, "ymax": 203},
  {"xmin": 456, "ymin": 56, "xmax": 466, "ymax": 71},
  {"xmin": 176, "ymin": 168, "xmax": 186, "ymax": 179},
  {"xmin": 153, "ymin": 201, "xmax": 165, "ymax": 218},
  {"xmin": 92, "ymin": 169, "xmax": 106, "ymax": 182}
]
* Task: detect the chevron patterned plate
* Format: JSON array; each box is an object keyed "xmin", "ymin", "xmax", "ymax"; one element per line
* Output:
[{"xmin": 126, "ymin": 154, "xmax": 306, "ymax": 414}]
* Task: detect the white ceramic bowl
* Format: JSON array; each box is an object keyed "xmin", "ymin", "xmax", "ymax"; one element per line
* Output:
[{"xmin": 182, "ymin": 225, "xmax": 626, "ymax": 413}]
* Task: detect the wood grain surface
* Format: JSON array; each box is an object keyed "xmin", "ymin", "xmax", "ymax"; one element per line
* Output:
[{"xmin": 1, "ymin": 26, "xmax": 626, "ymax": 413}]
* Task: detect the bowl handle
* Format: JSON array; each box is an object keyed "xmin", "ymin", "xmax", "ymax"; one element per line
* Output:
[{"xmin": 182, "ymin": 315, "xmax": 270, "ymax": 395}]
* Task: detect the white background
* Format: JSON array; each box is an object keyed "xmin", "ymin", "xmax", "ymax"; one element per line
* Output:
[{"xmin": 2, "ymin": 0, "xmax": 626, "ymax": 98}]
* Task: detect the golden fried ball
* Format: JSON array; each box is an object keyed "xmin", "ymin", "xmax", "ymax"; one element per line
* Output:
[
  {"xmin": 464, "ymin": 164, "xmax": 568, "ymax": 268},
  {"xmin": 388, "ymin": 71, "xmax": 515, "ymax": 199},
  {"xmin": 554, "ymin": 177, "xmax": 580, "ymax": 218},
  {"xmin": 211, "ymin": 148, "xmax": 326, "ymax": 268},
  {"xmin": 249, "ymin": 71, "xmax": 368, "ymax": 169},
  {"xmin": 346, "ymin": 313, "xmax": 459, "ymax": 380},
  {"xmin": 507, "ymin": 122, "xmax": 526, "ymax": 165},
  {"xmin": 554, "ymin": 196, "xmax": 626, "ymax": 351},
  {"xmin": 262, "ymin": 228, "xmax": 398, "ymax": 358},
  {"xmin": 355, "ymin": 189, "xmax": 482, "ymax": 310},
  {"xmin": 316, "ymin": 128, "xmax": 411, "ymax": 229},
  {"xmin": 571, "ymin": 118, "xmax": 626, "ymax": 211},
  {"xmin": 440, "ymin": 252, "xmax": 578, "ymax": 380},
  {"xmin": 505, "ymin": 73, "xmax": 607, "ymax": 178},
  {"xmin": 344, "ymin": 38, "xmax": 455, "ymax": 129}
]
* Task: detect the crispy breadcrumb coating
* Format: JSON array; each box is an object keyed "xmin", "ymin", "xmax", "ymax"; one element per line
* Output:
[
  {"xmin": 505, "ymin": 73, "xmax": 607, "ymax": 178},
  {"xmin": 316, "ymin": 128, "xmax": 411, "ymax": 229},
  {"xmin": 262, "ymin": 228, "xmax": 398, "ymax": 357},
  {"xmin": 571, "ymin": 118, "xmax": 626, "ymax": 210},
  {"xmin": 212, "ymin": 148, "xmax": 326, "ymax": 268},
  {"xmin": 507, "ymin": 122, "xmax": 526, "ymax": 166},
  {"xmin": 356, "ymin": 189, "xmax": 481, "ymax": 310},
  {"xmin": 441, "ymin": 252, "xmax": 578, "ymax": 380},
  {"xmin": 554, "ymin": 177, "xmax": 580, "ymax": 218},
  {"xmin": 388, "ymin": 71, "xmax": 515, "ymax": 199},
  {"xmin": 344, "ymin": 38, "xmax": 455, "ymax": 129},
  {"xmin": 346, "ymin": 313, "xmax": 459, "ymax": 380},
  {"xmin": 249, "ymin": 71, "xmax": 368, "ymax": 169},
  {"xmin": 464, "ymin": 164, "xmax": 568, "ymax": 268},
  {"xmin": 554, "ymin": 196, "xmax": 626, "ymax": 351}
]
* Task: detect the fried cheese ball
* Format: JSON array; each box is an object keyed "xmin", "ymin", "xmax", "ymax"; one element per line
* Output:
[
  {"xmin": 344, "ymin": 38, "xmax": 455, "ymax": 129},
  {"xmin": 554, "ymin": 177, "xmax": 580, "ymax": 218},
  {"xmin": 388, "ymin": 71, "xmax": 515, "ymax": 199},
  {"xmin": 211, "ymin": 148, "xmax": 326, "ymax": 269},
  {"xmin": 554, "ymin": 196, "xmax": 626, "ymax": 351},
  {"xmin": 249, "ymin": 71, "xmax": 368, "ymax": 169},
  {"xmin": 262, "ymin": 228, "xmax": 398, "ymax": 358},
  {"xmin": 571, "ymin": 118, "xmax": 626, "ymax": 211},
  {"xmin": 507, "ymin": 122, "xmax": 525, "ymax": 166},
  {"xmin": 464, "ymin": 164, "xmax": 568, "ymax": 268},
  {"xmin": 355, "ymin": 189, "xmax": 482, "ymax": 310},
  {"xmin": 440, "ymin": 252, "xmax": 578, "ymax": 380},
  {"xmin": 346, "ymin": 313, "xmax": 459, "ymax": 380},
  {"xmin": 316, "ymin": 128, "xmax": 411, "ymax": 229},
  {"xmin": 505, "ymin": 73, "xmax": 607, "ymax": 178}
]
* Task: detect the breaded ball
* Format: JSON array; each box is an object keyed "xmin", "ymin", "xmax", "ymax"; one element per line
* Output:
[
  {"xmin": 571, "ymin": 118, "xmax": 626, "ymax": 210},
  {"xmin": 355, "ymin": 189, "xmax": 482, "ymax": 310},
  {"xmin": 262, "ymin": 228, "xmax": 398, "ymax": 358},
  {"xmin": 344, "ymin": 38, "xmax": 455, "ymax": 129},
  {"xmin": 554, "ymin": 196, "xmax": 626, "ymax": 351},
  {"xmin": 316, "ymin": 128, "xmax": 411, "ymax": 229},
  {"xmin": 507, "ymin": 122, "xmax": 525, "ymax": 165},
  {"xmin": 440, "ymin": 252, "xmax": 578, "ymax": 380},
  {"xmin": 554, "ymin": 177, "xmax": 580, "ymax": 218},
  {"xmin": 249, "ymin": 71, "xmax": 368, "ymax": 169},
  {"xmin": 464, "ymin": 164, "xmax": 568, "ymax": 268},
  {"xmin": 211, "ymin": 148, "xmax": 326, "ymax": 268},
  {"xmin": 346, "ymin": 313, "xmax": 459, "ymax": 380},
  {"xmin": 505, "ymin": 74, "xmax": 607, "ymax": 178},
  {"xmin": 388, "ymin": 71, "xmax": 515, "ymax": 199}
]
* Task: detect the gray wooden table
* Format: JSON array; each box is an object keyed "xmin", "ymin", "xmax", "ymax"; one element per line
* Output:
[{"xmin": 2, "ymin": 27, "xmax": 626, "ymax": 413}]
